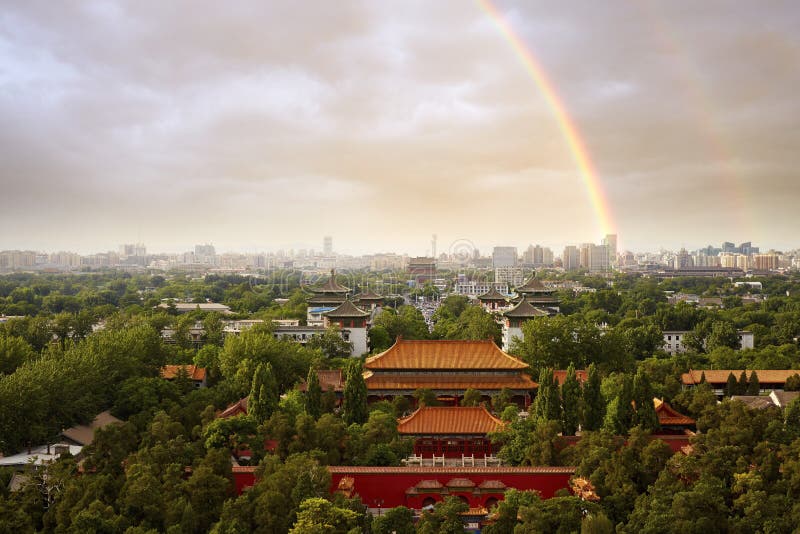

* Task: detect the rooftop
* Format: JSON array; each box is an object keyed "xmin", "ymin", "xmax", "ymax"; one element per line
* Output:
[
  {"xmin": 477, "ymin": 288, "xmax": 508, "ymax": 302},
  {"xmin": 682, "ymin": 369, "xmax": 800, "ymax": 386},
  {"xmin": 653, "ymin": 398, "xmax": 695, "ymax": 426},
  {"xmin": 364, "ymin": 339, "xmax": 529, "ymax": 371},
  {"xmin": 397, "ymin": 406, "xmax": 505, "ymax": 435},
  {"xmin": 502, "ymin": 297, "xmax": 550, "ymax": 318},
  {"xmin": 160, "ymin": 364, "xmax": 207, "ymax": 381},
  {"xmin": 323, "ymin": 300, "xmax": 370, "ymax": 318},
  {"xmin": 310, "ymin": 269, "xmax": 350, "ymax": 294},
  {"xmin": 61, "ymin": 411, "xmax": 122, "ymax": 446},
  {"xmin": 515, "ymin": 275, "xmax": 552, "ymax": 293}
]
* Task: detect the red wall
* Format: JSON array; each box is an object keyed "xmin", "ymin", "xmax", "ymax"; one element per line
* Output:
[{"xmin": 329, "ymin": 467, "xmax": 574, "ymax": 509}]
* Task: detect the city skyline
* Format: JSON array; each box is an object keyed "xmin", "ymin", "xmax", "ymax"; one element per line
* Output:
[{"xmin": 2, "ymin": 2, "xmax": 800, "ymax": 254}]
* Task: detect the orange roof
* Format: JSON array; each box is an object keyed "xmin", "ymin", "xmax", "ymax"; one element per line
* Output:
[
  {"xmin": 682, "ymin": 369, "xmax": 800, "ymax": 386},
  {"xmin": 397, "ymin": 406, "xmax": 505, "ymax": 435},
  {"xmin": 552, "ymin": 369, "xmax": 588, "ymax": 386},
  {"xmin": 653, "ymin": 398, "xmax": 695, "ymax": 426},
  {"xmin": 365, "ymin": 339, "xmax": 528, "ymax": 371},
  {"xmin": 219, "ymin": 397, "xmax": 249, "ymax": 418},
  {"xmin": 365, "ymin": 373, "xmax": 537, "ymax": 392},
  {"xmin": 160, "ymin": 364, "xmax": 206, "ymax": 381},
  {"xmin": 327, "ymin": 466, "xmax": 576, "ymax": 475}
]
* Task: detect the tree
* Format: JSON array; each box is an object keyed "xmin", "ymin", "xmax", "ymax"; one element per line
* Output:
[
  {"xmin": 305, "ymin": 367, "xmax": 322, "ymax": 419},
  {"xmin": 724, "ymin": 372, "xmax": 738, "ymax": 397},
  {"xmin": 342, "ymin": 361, "xmax": 368, "ymax": 425},
  {"xmin": 249, "ymin": 362, "xmax": 278, "ymax": 424},
  {"xmin": 413, "ymin": 388, "xmax": 439, "ymax": 408},
  {"xmin": 747, "ymin": 371, "xmax": 760, "ymax": 396},
  {"xmin": 0, "ymin": 334, "xmax": 35, "ymax": 375},
  {"xmin": 372, "ymin": 505, "xmax": 415, "ymax": 534},
  {"xmin": 738, "ymin": 370, "xmax": 749, "ymax": 396},
  {"xmin": 288, "ymin": 497, "xmax": 360, "ymax": 534},
  {"xmin": 582, "ymin": 364, "xmax": 604, "ymax": 431},
  {"xmin": 786, "ymin": 373, "xmax": 800, "ymax": 392},
  {"xmin": 307, "ymin": 326, "xmax": 353, "ymax": 359},
  {"xmin": 461, "ymin": 388, "xmax": 482, "ymax": 407},
  {"xmin": 416, "ymin": 497, "xmax": 468, "ymax": 534},
  {"xmin": 707, "ymin": 320, "xmax": 741, "ymax": 352},
  {"xmin": 534, "ymin": 368, "xmax": 561, "ymax": 423},
  {"xmin": 605, "ymin": 374, "xmax": 633, "ymax": 434},
  {"xmin": 632, "ymin": 371, "xmax": 659, "ymax": 431},
  {"xmin": 561, "ymin": 364, "xmax": 582, "ymax": 436}
]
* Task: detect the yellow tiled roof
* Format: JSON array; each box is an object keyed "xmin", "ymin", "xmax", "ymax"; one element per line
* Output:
[
  {"xmin": 397, "ymin": 406, "xmax": 505, "ymax": 435},
  {"xmin": 365, "ymin": 339, "xmax": 528, "ymax": 370}
]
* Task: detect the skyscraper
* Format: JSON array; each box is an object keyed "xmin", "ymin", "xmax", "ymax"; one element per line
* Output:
[
  {"xmin": 323, "ymin": 236, "xmax": 333, "ymax": 256},
  {"xmin": 602, "ymin": 234, "xmax": 617, "ymax": 268}
]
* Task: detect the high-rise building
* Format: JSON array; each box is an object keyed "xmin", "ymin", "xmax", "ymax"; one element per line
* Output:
[
  {"xmin": 674, "ymin": 248, "xmax": 693, "ymax": 269},
  {"xmin": 492, "ymin": 247, "xmax": 518, "ymax": 269},
  {"xmin": 588, "ymin": 244, "xmax": 610, "ymax": 272},
  {"xmin": 562, "ymin": 246, "xmax": 580, "ymax": 271},
  {"xmin": 323, "ymin": 236, "xmax": 333, "ymax": 256},
  {"xmin": 602, "ymin": 234, "xmax": 617, "ymax": 268}
]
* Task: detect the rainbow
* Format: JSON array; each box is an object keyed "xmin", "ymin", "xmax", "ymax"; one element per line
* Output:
[{"xmin": 478, "ymin": 0, "xmax": 615, "ymax": 237}]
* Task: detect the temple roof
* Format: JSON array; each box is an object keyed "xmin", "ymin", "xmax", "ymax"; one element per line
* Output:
[
  {"xmin": 364, "ymin": 339, "xmax": 529, "ymax": 371},
  {"xmin": 502, "ymin": 297, "xmax": 550, "ymax": 318},
  {"xmin": 682, "ymin": 369, "xmax": 800, "ymax": 386},
  {"xmin": 356, "ymin": 289, "xmax": 383, "ymax": 301},
  {"xmin": 307, "ymin": 294, "xmax": 347, "ymax": 305},
  {"xmin": 477, "ymin": 288, "xmax": 508, "ymax": 302},
  {"xmin": 323, "ymin": 300, "xmax": 370, "ymax": 318},
  {"xmin": 310, "ymin": 269, "xmax": 350, "ymax": 294},
  {"xmin": 364, "ymin": 373, "xmax": 537, "ymax": 391},
  {"xmin": 218, "ymin": 397, "xmax": 249, "ymax": 418},
  {"xmin": 515, "ymin": 275, "xmax": 552, "ymax": 293},
  {"xmin": 397, "ymin": 406, "xmax": 505, "ymax": 435},
  {"xmin": 653, "ymin": 398, "xmax": 695, "ymax": 426},
  {"xmin": 161, "ymin": 364, "xmax": 206, "ymax": 381}
]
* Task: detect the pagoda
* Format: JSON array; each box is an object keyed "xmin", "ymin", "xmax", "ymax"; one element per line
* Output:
[
  {"xmin": 397, "ymin": 406, "xmax": 505, "ymax": 459},
  {"xmin": 307, "ymin": 269, "xmax": 350, "ymax": 325},
  {"xmin": 512, "ymin": 275, "xmax": 560, "ymax": 313},
  {"xmin": 363, "ymin": 339, "xmax": 536, "ymax": 407},
  {"xmin": 354, "ymin": 288, "xmax": 384, "ymax": 311},
  {"xmin": 476, "ymin": 287, "xmax": 508, "ymax": 312},
  {"xmin": 323, "ymin": 299, "xmax": 370, "ymax": 356},
  {"xmin": 501, "ymin": 296, "xmax": 550, "ymax": 351}
]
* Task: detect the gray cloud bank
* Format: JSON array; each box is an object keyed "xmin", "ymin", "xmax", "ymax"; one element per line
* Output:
[{"xmin": 1, "ymin": 1, "xmax": 799, "ymax": 254}]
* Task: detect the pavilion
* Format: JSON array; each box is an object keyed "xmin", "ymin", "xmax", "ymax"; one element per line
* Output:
[{"xmin": 363, "ymin": 339, "xmax": 537, "ymax": 407}]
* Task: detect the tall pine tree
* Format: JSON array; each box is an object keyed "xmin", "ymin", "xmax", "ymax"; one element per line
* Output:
[
  {"xmin": 632, "ymin": 371, "xmax": 659, "ymax": 431},
  {"xmin": 561, "ymin": 364, "xmax": 582, "ymax": 436},
  {"xmin": 249, "ymin": 362, "xmax": 278, "ymax": 424},
  {"xmin": 747, "ymin": 371, "xmax": 760, "ymax": 396},
  {"xmin": 534, "ymin": 368, "xmax": 561, "ymax": 423},
  {"xmin": 343, "ymin": 360, "xmax": 368, "ymax": 425},
  {"xmin": 724, "ymin": 372, "xmax": 738, "ymax": 397},
  {"xmin": 582, "ymin": 363, "xmax": 604, "ymax": 431},
  {"xmin": 738, "ymin": 370, "xmax": 749, "ymax": 395},
  {"xmin": 607, "ymin": 374, "xmax": 634, "ymax": 435},
  {"xmin": 305, "ymin": 366, "xmax": 322, "ymax": 419}
]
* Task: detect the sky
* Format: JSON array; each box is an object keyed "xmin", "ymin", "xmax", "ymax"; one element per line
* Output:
[{"xmin": 1, "ymin": 1, "xmax": 799, "ymax": 256}]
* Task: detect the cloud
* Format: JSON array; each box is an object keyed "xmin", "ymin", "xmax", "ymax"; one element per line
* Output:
[{"xmin": 1, "ymin": 0, "xmax": 799, "ymax": 254}]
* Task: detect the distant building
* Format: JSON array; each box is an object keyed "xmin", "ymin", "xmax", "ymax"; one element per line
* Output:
[
  {"xmin": 323, "ymin": 236, "xmax": 333, "ymax": 256},
  {"xmin": 160, "ymin": 365, "xmax": 207, "ymax": 388},
  {"xmin": 602, "ymin": 234, "xmax": 617, "ymax": 268},
  {"xmin": 663, "ymin": 330, "xmax": 754, "ymax": 354},
  {"xmin": 492, "ymin": 247, "xmax": 518, "ymax": 268},
  {"xmin": 562, "ymin": 246, "xmax": 580, "ymax": 271},
  {"xmin": 494, "ymin": 266, "xmax": 524, "ymax": 288},
  {"xmin": 323, "ymin": 300, "xmax": 370, "ymax": 356},
  {"xmin": 408, "ymin": 257, "xmax": 436, "ymax": 284}
]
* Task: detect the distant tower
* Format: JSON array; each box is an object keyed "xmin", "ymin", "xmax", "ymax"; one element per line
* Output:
[
  {"xmin": 602, "ymin": 234, "xmax": 618, "ymax": 267},
  {"xmin": 431, "ymin": 234, "xmax": 437, "ymax": 259},
  {"xmin": 323, "ymin": 236, "xmax": 333, "ymax": 256}
]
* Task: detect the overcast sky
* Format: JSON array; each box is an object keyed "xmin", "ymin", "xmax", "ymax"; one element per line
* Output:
[{"xmin": 1, "ymin": 1, "xmax": 799, "ymax": 256}]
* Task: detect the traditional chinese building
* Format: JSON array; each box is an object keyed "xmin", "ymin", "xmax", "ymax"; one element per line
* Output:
[
  {"xmin": 323, "ymin": 299, "xmax": 370, "ymax": 355},
  {"xmin": 363, "ymin": 339, "xmax": 536, "ymax": 407},
  {"xmin": 476, "ymin": 287, "xmax": 509, "ymax": 312},
  {"xmin": 681, "ymin": 369, "xmax": 800, "ymax": 396},
  {"xmin": 355, "ymin": 288, "xmax": 384, "ymax": 311},
  {"xmin": 160, "ymin": 364, "xmax": 207, "ymax": 388},
  {"xmin": 398, "ymin": 406, "xmax": 505, "ymax": 459},
  {"xmin": 307, "ymin": 269, "xmax": 350, "ymax": 325},
  {"xmin": 512, "ymin": 276, "xmax": 560, "ymax": 313},
  {"xmin": 653, "ymin": 398, "xmax": 695, "ymax": 434},
  {"xmin": 501, "ymin": 297, "xmax": 550, "ymax": 351}
]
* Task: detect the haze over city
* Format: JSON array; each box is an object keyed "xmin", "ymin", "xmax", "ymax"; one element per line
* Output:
[{"xmin": 2, "ymin": 1, "xmax": 799, "ymax": 254}]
